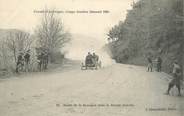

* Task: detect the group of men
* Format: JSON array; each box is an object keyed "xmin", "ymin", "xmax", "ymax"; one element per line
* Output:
[
  {"xmin": 16, "ymin": 50, "xmax": 31, "ymax": 73},
  {"xmin": 85, "ymin": 52, "xmax": 99, "ymax": 66},
  {"xmin": 147, "ymin": 56, "xmax": 183, "ymax": 96},
  {"xmin": 16, "ymin": 49, "xmax": 49, "ymax": 73},
  {"xmin": 37, "ymin": 51, "xmax": 49, "ymax": 71},
  {"xmin": 147, "ymin": 56, "xmax": 162, "ymax": 72}
]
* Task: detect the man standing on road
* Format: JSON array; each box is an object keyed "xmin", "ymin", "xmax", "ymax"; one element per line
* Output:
[
  {"xmin": 43, "ymin": 51, "xmax": 49, "ymax": 70},
  {"xmin": 24, "ymin": 50, "xmax": 31, "ymax": 72},
  {"xmin": 16, "ymin": 52, "xmax": 24, "ymax": 73},
  {"xmin": 37, "ymin": 52, "xmax": 43, "ymax": 72},
  {"xmin": 147, "ymin": 56, "xmax": 153, "ymax": 72},
  {"xmin": 165, "ymin": 61, "xmax": 182, "ymax": 96},
  {"xmin": 157, "ymin": 56, "xmax": 162, "ymax": 72}
]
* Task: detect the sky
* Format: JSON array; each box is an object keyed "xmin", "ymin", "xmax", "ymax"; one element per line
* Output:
[{"xmin": 0, "ymin": 0, "xmax": 136, "ymax": 65}]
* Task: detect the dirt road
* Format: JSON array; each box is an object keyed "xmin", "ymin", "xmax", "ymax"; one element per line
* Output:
[{"xmin": 0, "ymin": 62, "xmax": 183, "ymax": 116}]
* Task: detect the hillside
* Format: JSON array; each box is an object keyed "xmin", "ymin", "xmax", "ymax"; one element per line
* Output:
[{"xmin": 107, "ymin": 0, "xmax": 183, "ymax": 73}]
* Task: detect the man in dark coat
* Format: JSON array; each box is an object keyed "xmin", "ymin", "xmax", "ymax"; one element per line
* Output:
[
  {"xmin": 37, "ymin": 52, "xmax": 43, "ymax": 71},
  {"xmin": 165, "ymin": 61, "xmax": 182, "ymax": 96},
  {"xmin": 147, "ymin": 57, "xmax": 153, "ymax": 72},
  {"xmin": 16, "ymin": 52, "xmax": 24, "ymax": 73},
  {"xmin": 85, "ymin": 52, "xmax": 93, "ymax": 66},
  {"xmin": 157, "ymin": 56, "xmax": 162, "ymax": 72},
  {"xmin": 43, "ymin": 51, "xmax": 49, "ymax": 70},
  {"xmin": 24, "ymin": 50, "xmax": 31, "ymax": 72}
]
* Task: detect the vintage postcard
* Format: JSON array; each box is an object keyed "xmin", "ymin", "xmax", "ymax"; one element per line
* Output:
[{"xmin": 0, "ymin": 0, "xmax": 183, "ymax": 116}]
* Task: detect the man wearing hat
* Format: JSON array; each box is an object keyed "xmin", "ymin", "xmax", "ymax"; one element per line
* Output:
[
  {"xmin": 24, "ymin": 50, "xmax": 31, "ymax": 72},
  {"xmin": 16, "ymin": 52, "xmax": 24, "ymax": 73},
  {"xmin": 165, "ymin": 61, "xmax": 182, "ymax": 96}
]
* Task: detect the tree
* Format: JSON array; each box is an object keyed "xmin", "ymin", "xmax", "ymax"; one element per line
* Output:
[
  {"xmin": 35, "ymin": 9, "xmax": 70, "ymax": 63},
  {"xmin": 5, "ymin": 31, "xmax": 33, "ymax": 63},
  {"xmin": 107, "ymin": 0, "xmax": 184, "ymax": 73}
]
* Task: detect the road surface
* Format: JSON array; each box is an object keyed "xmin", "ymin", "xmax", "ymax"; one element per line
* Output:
[{"xmin": 0, "ymin": 62, "xmax": 183, "ymax": 116}]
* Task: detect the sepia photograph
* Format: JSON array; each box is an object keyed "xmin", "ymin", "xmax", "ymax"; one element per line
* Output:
[{"xmin": 0, "ymin": 0, "xmax": 183, "ymax": 116}]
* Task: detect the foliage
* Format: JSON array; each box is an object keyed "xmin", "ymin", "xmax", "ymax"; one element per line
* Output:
[
  {"xmin": 107, "ymin": 0, "xmax": 183, "ymax": 73},
  {"xmin": 35, "ymin": 10, "xmax": 71, "ymax": 63}
]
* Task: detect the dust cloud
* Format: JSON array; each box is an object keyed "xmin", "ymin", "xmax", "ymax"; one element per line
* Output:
[{"xmin": 62, "ymin": 33, "xmax": 115, "ymax": 67}]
